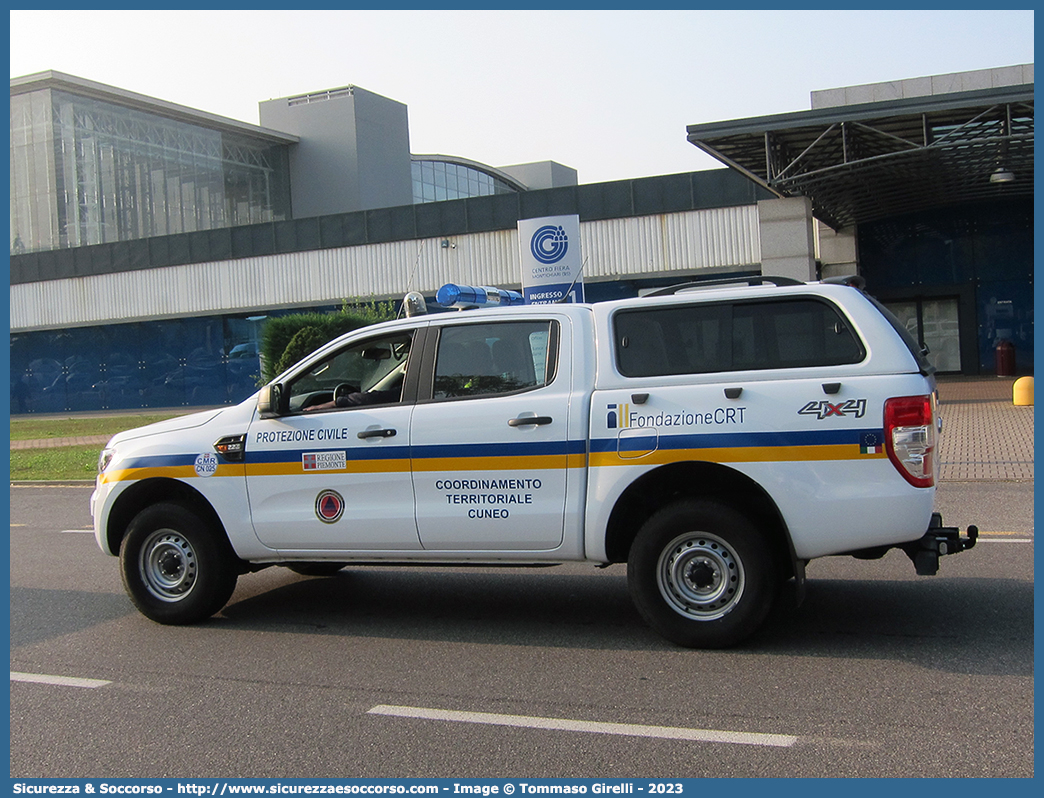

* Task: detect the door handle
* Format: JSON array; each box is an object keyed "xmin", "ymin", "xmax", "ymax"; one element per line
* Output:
[
  {"xmin": 508, "ymin": 416, "xmax": 553, "ymax": 427},
  {"xmin": 357, "ymin": 428, "xmax": 396, "ymax": 439}
]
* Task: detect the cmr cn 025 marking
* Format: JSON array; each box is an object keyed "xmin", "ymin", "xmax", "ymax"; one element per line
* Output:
[{"xmin": 92, "ymin": 276, "xmax": 977, "ymax": 648}]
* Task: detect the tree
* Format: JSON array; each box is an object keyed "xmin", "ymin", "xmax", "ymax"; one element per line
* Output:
[{"xmin": 260, "ymin": 298, "xmax": 398, "ymax": 382}]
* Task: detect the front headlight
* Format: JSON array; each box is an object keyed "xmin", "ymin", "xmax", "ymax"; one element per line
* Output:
[{"xmin": 98, "ymin": 447, "xmax": 116, "ymax": 474}]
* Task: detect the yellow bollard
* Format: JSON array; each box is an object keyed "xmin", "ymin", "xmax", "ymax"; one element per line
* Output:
[{"xmin": 1013, "ymin": 376, "xmax": 1034, "ymax": 406}]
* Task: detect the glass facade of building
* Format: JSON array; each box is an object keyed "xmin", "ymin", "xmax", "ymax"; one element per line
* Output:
[
  {"xmin": 10, "ymin": 88, "xmax": 291, "ymax": 254},
  {"xmin": 860, "ymin": 199, "xmax": 1034, "ymax": 375},
  {"xmin": 411, "ymin": 159, "xmax": 518, "ymax": 204}
]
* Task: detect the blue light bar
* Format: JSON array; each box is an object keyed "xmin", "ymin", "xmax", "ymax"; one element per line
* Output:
[{"xmin": 435, "ymin": 283, "xmax": 524, "ymax": 308}]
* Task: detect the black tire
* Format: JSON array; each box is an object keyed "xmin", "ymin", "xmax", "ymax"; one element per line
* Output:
[
  {"xmin": 284, "ymin": 562, "xmax": 346, "ymax": 577},
  {"xmin": 119, "ymin": 502, "xmax": 239, "ymax": 625},
  {"xmin": 627, "ymin": 500, "xmax": 777, "ymax": 648}
]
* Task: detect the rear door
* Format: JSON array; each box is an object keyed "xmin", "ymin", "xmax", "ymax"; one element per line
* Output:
[
  {"xmin": 591, "ymin": 294, "xmax": 930, "ymax": 557},
  {"xmin": 410, "ymin": 314, "xmax": 577, "ymax": 551}
]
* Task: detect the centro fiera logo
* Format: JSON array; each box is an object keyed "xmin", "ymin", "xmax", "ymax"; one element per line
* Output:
[{"xmin": 530, "ymin": 225, "xmax": 568, "ymax": 264}]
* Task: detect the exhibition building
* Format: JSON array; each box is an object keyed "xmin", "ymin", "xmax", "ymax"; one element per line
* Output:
[{"xmin": 9, "ymin": 64, "xmax": 1033, "ymax": 413}]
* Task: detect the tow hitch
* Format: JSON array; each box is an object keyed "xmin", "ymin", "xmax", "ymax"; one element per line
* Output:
[{"xmin": 902, "ymin": 513, "xmax": 978, "ymax": 575}]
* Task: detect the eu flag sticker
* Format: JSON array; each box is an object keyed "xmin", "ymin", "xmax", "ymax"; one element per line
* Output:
[{"xmin": 860, "ymin": 432, "xmax": 883, "ymax": 454}]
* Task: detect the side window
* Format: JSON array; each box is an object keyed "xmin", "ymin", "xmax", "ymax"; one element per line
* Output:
[
  {"xmin": 616, "ymin": 304, "xmax": 729, "ymax": 377},
  {"xmin": 286, "ymin": 331, "xmax": 413, "ymax": 412},
  {"xmin": 732, "ymin": 300, "xmax": 865, "ymax": 370},
  {"xmin": 615, "ymin": 299, "xmax": 864, "ymax": 377},
  {"xmin": 433, "ymin": 321, "xmax": 554, "ymax": 400}
]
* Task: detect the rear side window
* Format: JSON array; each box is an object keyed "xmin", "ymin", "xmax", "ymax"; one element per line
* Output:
[
  {"xmin": 614, "ymin": 298, "xmax": 865, "ymax": 377},
  {"xmin": 433, "ymin": 320, "xmax": 556, "ymax": 399},
  {"xmin": 866, "ymin": 294, "xmax": 936, "ymax": 375}
]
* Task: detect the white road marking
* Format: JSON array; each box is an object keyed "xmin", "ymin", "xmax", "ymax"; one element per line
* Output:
[
  {"xmin": 11, "ymin": 671, "xmax": 111, "ymax": 689},
  {"xmin": 59, "ymin": 529, "xmax": 94, "ymax": 534},
  {"xmin": 974, "ymin": 538, "xmax": 1033, "ymax": 543},
  {"xmin": 368, "ymin": 704, "xmax": 798, "ymax": 748}
]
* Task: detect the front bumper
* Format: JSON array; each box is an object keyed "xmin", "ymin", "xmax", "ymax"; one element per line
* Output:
[{"xmin": 90, "ymin": 477, "xmax": 115, "ymax": 555}]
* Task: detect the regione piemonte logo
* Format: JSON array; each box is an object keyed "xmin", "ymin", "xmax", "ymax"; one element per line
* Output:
[{"xmin": 530, "ymin": 225, "xmax": 569, "ymax": 264}]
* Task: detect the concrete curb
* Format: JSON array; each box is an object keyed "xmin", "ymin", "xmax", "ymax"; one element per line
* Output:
[
  {"xmin": 10, "ymin": 434, "xmax": 111, "ymax": 451},
  {"xmin": 10, "ymin": 480, "xmax": 96, "ymax": 487}
]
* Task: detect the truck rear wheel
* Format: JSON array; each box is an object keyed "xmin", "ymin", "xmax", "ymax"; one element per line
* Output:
[
  {"xmin": 120, "ymin": 503, "xmax": 238, "ymax": 625},
  {"xmin": 627, "ymin": 500, "xmax": 776, "ymax": 648}
]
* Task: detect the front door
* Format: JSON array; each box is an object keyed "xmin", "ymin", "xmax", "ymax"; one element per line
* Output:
[{"xmin": 245, "ymin": 327, "xmax": 421, "ymax": 551}]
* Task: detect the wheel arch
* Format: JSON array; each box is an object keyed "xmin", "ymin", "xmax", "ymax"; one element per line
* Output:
[
  {"xmin": 603, "ymin": 461, "xmax": 797, "ymax": 577},
  {"xmin": 106, "ymin": 478, "xmax": 232, "ymax": 559}
]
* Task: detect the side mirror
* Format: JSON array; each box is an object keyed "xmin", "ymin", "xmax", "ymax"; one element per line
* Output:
[{"xmin": 257, "ymin": 384, "xmax": 283, "ymax": 418}]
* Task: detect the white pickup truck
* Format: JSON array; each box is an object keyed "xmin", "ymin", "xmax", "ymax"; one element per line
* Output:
[{"xmin": 92, "ymin": 276, "xmax": 977, "ymax": 647}]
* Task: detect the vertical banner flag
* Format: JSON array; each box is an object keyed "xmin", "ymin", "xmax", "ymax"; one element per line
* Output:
[{"xmin": 518, "ymin": 215, "xmax": 584, "ymax": 304}]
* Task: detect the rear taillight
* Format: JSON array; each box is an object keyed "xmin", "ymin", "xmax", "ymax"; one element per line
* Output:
[{"xmin": 884, "ymin": 395, "xmax": 936, "ymax": 488}]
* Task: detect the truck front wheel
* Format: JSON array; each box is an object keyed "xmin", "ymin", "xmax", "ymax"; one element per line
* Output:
[
  {"xmin": 627, "ymin": 500, "xmax": 776, "ymax": 648},
  {"xmin": 120, "ymin": 503, "xmax": 239, "ymax": 625}
]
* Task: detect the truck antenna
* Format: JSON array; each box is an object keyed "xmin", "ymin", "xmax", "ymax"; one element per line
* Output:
[{"xmin": 555, "ymin": 257, "xmax": 589, "ymax": 303}]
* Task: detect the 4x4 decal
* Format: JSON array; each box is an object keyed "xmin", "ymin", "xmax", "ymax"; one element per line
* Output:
[{"xmin": 799, "ymin": 398, "xmax": 867, "ymax": 420}]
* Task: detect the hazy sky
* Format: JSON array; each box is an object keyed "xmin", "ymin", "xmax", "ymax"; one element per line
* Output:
[{"xmin": 9, "ymin": 9, "xmax": 1035, "ymax": 184}]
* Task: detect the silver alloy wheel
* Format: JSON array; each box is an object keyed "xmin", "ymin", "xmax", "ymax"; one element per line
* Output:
[
  {"xmin": 139, "ymin": 529, "xmax": 198, "ymax": 602},
  {"xmin": 656, "ymin": 531, "xmax": 745, "ymax": 620}
]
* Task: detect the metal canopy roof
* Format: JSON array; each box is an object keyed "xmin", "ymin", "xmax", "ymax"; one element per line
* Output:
[{"xmin": 686, "ymin": 84, "xmax": 1033, "ymax": 230}]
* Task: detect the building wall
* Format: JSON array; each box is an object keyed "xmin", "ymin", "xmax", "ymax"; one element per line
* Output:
[
  {"xmin": 811, "ymin": 63, "xmax": 1034, "ymax": 108},
  {"xmin": 9, "ymin": 180, "xmax": 764, "ymax": 414},
  {"xmin": 11, "ymin": 204, "xmax": 761, "ymax": 332},
  {"xmin": 497, "ymin": 160, "xmax": 578, "ymax": 190},
  {"xmin": 756, "ymin": 197, "xmax": 816, "ymax": 282},
  {"xmin": 11, "ymin": 168, "xmax": 769, "ymax": 290},
  {"xmin": 353, "ymin": 88, "xmax": 414, "ymax": 211},
  {"xmin": 259, "ymin": 86, "xmax": 413, "ymax": 218}
]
